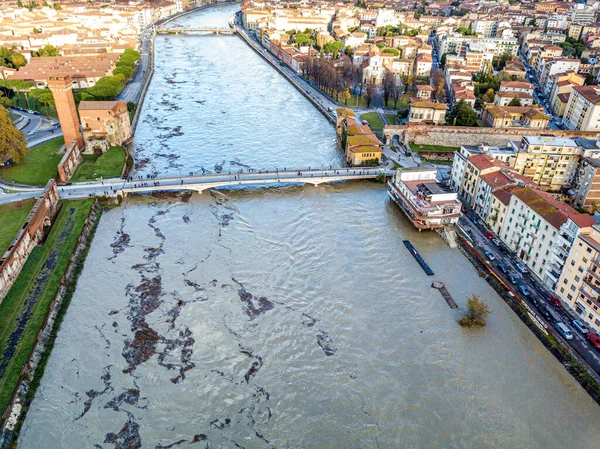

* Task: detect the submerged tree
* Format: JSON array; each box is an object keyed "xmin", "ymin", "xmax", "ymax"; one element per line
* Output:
[{"xmin": 459, "ymin": 294, "xmax": 490, "ymax": 327}]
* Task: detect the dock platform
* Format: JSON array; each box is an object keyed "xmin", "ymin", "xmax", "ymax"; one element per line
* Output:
[
  {"xmin": 432, "ymin": 281, "xmax": 458, "ymax": 309},
  {"xmin": 403, "ymin": 240, "xmax": 434, "ymax": 275}
]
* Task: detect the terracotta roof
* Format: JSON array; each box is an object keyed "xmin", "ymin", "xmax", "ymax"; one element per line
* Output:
[
  {"xmin": 468, "ymin": 154, "xmax": 506, "ymax": 171},
  {"xmin": 573, "ymin": 85, "xmax": 600, "ymax": 105},
  {"xmin": 410, "ymin": 100, "xmax": 448, "ymax": 110},
  {"xmin": 493, "ymin": 185, "xmax": 519, "ymax": 206},
  {"xmin": 500, "ymin": 81, "xmax": 534, "ymax": 90},
  {"xmin": 78, "ymin": 100, "xmax": 122, "ymax": 111}
]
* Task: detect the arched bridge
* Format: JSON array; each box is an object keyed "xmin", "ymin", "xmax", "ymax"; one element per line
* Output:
[
  {"xmin": 157, "ymin": 27, "xmax": 237, "ymax": 35},
  {"xmin": 0, "ymin": 168, "xmax": 393, "ymax": 204}
]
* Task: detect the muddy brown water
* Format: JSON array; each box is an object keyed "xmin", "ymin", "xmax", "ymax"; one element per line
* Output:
[{"xmin": 17, "ymin": 4, "xmax": 600, "ymax": 449}]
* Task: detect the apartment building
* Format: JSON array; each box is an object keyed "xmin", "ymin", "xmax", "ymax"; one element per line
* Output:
[
  {"xmin": 493, "ymin": 91, "xmax": 534, "ymax": 107},
  {"xmin": 574, "ymin": 157, "xmax": 600, "ymax": 212},
  {"xmin": 549, "ymin": 71, "xmax": 585, "ymax": 117},
  {"xmin": 438, "ymin": 32, "xmax": 518, "ymax": 57},
  {"xmin": 536, "ymin": 58, "xmax": 581, "ymax": 95},
  {"xmin": 563, "ymin": 85, "xmax": 600, "ymax": 131},
  {"xmin": 556, "ymin": 224, "xmax": 600, "ymax": 332},
  {"xmin": 499, "ymin": 187, "xmax": 593, "ymax": 284},
  {"xmin": 509, "ymin": 136, "xmax": 582, "ymax": 190},
  {"xmin": 451, "ymin": 144, "xmax": 516, "ymax": 193}
]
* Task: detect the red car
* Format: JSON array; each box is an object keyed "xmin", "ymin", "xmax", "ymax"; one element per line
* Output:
[
  {"xmin": 586, "ymin": 332, "xmax": 600, "ymax": 349},
  {"xmin": 549, "ymin": 295, "xmax": 562, "ymax": 308},
  {"xmin": 485, "ymin": 231, "xmax": 494, "ymax": 239}
]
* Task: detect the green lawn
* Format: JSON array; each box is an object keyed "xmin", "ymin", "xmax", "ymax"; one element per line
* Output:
[
  {"xmin": 0, "ymin": 137, "xmax": 64, "ymax": 186},
  {"xmin": 9, "ymin": 112, "xmax": 19, "ymax": 122},
  {"xmin": 385, "ymin": 114, "xmax": 398, "ymax": 125},
  {"xmin": 360, "ymin": 112, "xmax": 384, "ymax": 131},
  {"xmin": 342, "ymin": 95, "xmax": 370, "ymax": 108},
  {"xmin": 70, "ymin": 146, "xmax": 126, "ymax": 182},
  {"xmin": 0, "ymin": 199, "xmax": 94, "ymax": 415},
  {"xmin": 0, "ymin": 199, "xmax": 36, "ymax": 255},
  {"xmin": 410, "ymin": 144, "xmax": 460, "ymax": 153}
]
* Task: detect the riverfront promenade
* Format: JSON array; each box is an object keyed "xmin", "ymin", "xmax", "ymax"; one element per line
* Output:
[{"xmin": 0, "ymin": 168, "xmax": 392, "ymax": 204}]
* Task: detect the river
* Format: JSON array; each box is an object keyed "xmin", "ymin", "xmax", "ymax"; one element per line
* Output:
[{"xmin": 18, "ymin": 4, "xmax": 600, "ymax": 448}]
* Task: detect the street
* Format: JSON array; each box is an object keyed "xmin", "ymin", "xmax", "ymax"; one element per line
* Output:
[
  {"xmin": 117, "ymin": 27, "xmax": 153, "ymax": 104},
  {"xmin": 11, "ymin": 109, "xmax": 61, "ymax": 146},
  {"xmin": 459, "ymin": 214, "xmax": 600, "ymax": 377}
]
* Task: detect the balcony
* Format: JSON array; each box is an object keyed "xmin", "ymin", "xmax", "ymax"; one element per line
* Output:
[
  {"xmin": 579, "ymin": 284, "xmax": 600, "ymax": 309},
  {"xmin": 587, "ymin": 267, "xmax": 600, "ymax": 283}
]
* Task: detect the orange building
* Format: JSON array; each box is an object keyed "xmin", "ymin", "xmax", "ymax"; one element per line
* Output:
[{"xmin": 78, "ymin": 100, "xmax": 132, "ymax": 150}]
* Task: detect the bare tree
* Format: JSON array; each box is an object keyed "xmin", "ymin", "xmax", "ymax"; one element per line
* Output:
[
  {"xmin": 382, "ymin": 69, "xmax": 395, "ymax": 108},
  {"xmin": 391, "ymin": 75, "xmax": 402, "ymax": 108},
  {"xmin": 365, "ymin": 82, "xmax": 376, "ymax": 107}
]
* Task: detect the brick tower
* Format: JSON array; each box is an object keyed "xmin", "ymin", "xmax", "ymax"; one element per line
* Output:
[{"xmin": 48, "ymin": 74, "xmax": 84, "ymax": 150}]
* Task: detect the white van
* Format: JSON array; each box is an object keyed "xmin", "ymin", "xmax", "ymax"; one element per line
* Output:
[{"xmin": 555, "ymin": 322, "xmax": 573, "ymax": 340}]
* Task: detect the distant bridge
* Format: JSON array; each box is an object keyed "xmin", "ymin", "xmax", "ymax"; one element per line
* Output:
[
  {"xmin": 157, "ymin": 27, "xmax": 236, "ymax": 35},
  {"xmin": 0, "ymin": 168, "xmax": 394, "ymax": 204}
]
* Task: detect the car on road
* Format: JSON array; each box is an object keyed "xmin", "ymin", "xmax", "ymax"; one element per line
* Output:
[
  {"xmin": 572, "ymin": 319, "xmax": 590, "ymax": 334},
  {"xmin": 539, "ymin": 305, "xmax": 553, "ymax": 321},
  {"xmin": 507, "ymin": 273, "xmax": 518, "ymax": 284},
  {"xmin": 555, "ymin": 322, "xmax": 574, "ymax": 340},
  {"xmin": 518, "ymin": 285, "xmax": 530, "ymax": 296},
  {"xmin": 485, "ymin": 231, "xmax": 494, "ymax": 239},
  {"xmin": 586, "ymin": 332, "xmax": 600, "ymax": 349},
  {"xmin": 492, "ymin": 238, "xmax": 501, "ymax": 247},
  {"xmin": 497, "ymin": 263, "xmax": 508, "ymax": 274},
  {"xmin": 549, "ymin": 294, "xmax": 562, "ymax": 308},
  {"xmin": 468, "ymin": 214, "xmax": 478, "ymax": 224},
  {"xmin": 485, "ymin": 251, "xmax": 496, "ymax": 261},
  {"xmin": 516, "ymin": 263, "xmax": 528, "ymax": 274}
]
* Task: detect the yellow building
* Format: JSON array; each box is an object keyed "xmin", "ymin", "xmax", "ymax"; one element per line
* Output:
[
  {"xmin": 556, "ymin": 224, "xmax": 600, "ymax": 333},
  {"xmin": 481, "ymin": 105, "xmax": 550, "ymax": 129},
  {"xmin": 485, "ymin": 186, "xmax": 516, "ymax": 235},
  {"xmin": 509, "ymin": 135, "xmax": 581, "ymax": 190},
  {"xmin": 336, "ymin": 108, "xmax": 382, "ymax": 166}
]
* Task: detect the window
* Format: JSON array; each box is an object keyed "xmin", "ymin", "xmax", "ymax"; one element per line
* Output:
[
  {"xmin": 564, "ymin": 278, "xmax": 568, "ymax": 284},
  {"xmin": 571, "ymin": 285, "xmax": 576, "ymax": 291},
  {"xmin": 571, "ymin": 260, "xmax": 576, "ymax": 266},
  {"xmin": 579, "ymin": 266, "xmax": 584, "ymax": 273},
  {"xmin": 568, "ymin": 293, "xmax": 573, "ymax": 300},
  {"xmin": 575, "ymin": 275, "xmax": 580, "ymax": 282}
]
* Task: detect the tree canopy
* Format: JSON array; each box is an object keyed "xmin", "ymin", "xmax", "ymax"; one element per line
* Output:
[
  {"xmin": 33, "ymin": 44, "xmax": 58, "ymax": 57},
  {"xmin": 87, "ymin": 76, "xmax": 123, "ymax": 99},
  {"xmin": 0, "ymin": 107, "xmax": 29, "ymax": 163},
  {"xmin": 323, "ymin": 41, "xmax": 344, "ymax": 59},
  {"xmin": 459, "ymin": 294, "xmax": 490, "ymax": 327},
  {"xmin": 447, "ymin": 100, "xmax": 478, "ymax": 126},
  {"xmin": 508, "ymin": 97, "xmax": 522, "ymax": 106},
  {"xmin": 382, "ymin": 48, "xmax": 400, "ymax": 56},
  {"xmin": 0, "ymin": 47, "xmax": 26, "ymax": 68}
]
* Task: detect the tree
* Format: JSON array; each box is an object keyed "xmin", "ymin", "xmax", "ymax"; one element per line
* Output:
[
  {"xmin": 459, "ymin": 294, "xmax": 490, "ymax": 327},
  {"xmin": 382, "ymin": 70, "xmax": 395, "ymax": 107},
  {"xmin": 447, "ymin": 99, "xmax": 478, "ymax": 126},
  {"xmin": 381, "ymin": 48, "xmax": 400, "ymax": 56},
  {"xmin": 528, "ymin": 19, "xmax": 538, "ymax": 27},
  {"xmin": 0, "ymin": 107, "xmax": 29, "ymax": 163},
  {"xmin": 32, "ymin": 27, "xmax": 42, "ymax": 34},
  {"xmin": 0, "ymin": 47, "xmax": 26, "ymax": 68},
  {"xmin": 294, "ymin": 33, "xmax": 311, "ymax": 47},
  {"xmin": 87, "ymin": 76, "xmax": 123, "ymax": 99},
  {"xmin": 33, "ymin": 44, "xmax": 58, "ymax": 57},
  {"xmin": 482, "ymin": 88, "xmax": 495, "ymax": 104},
  {"xmin": 364, "ymin": 82, "xmax": 375, "ymax": 107},
  {"xmin": 0, "ymin": 79, "xmax": 34, "ymax": 108},
  {"xmin": 0, "ymin": 91, "xmax": 10, "ymax": 109},
  {"xmin": 508, "ymin": 97, "xmax": 522, "ymax": 106},
  {"xmin": 323, "ymin": 41, "xmax": 344, "ymax": 59}
]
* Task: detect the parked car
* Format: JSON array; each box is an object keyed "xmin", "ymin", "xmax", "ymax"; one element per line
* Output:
[
  {"xmin": 539, "ymin": 305, "xmax": 553, "ymax": 321},
  {"xmin": 485, "ymin": 251, "xmax": 496, "ymax": 261},
  {"xmin": 507, "ymin": 273, "xmax": 518, "ymax": 284},
  {"xmin": 531, "ymin": 296, "xmax": 540, "ymax": 307},
  {"xmin": 549, "ymin": 294, "xmax": 562, "ymax": 308},
  {"xmin": 468, "ymin": 214, "xmax": 478, "ymax": 224},
  {"xmin": 572, "ymin": 319, "xmax": 589, "ymax": 334},
  {"xmin": 497, "ymin": 263, "xmax": 508, "ymax": 274},
  {"xmin": 492, "ymin": 238, "xmax": 501, "ymax": 247},
  {"xmin": 555, "ymin": 322, "xmax": 574, "ymax": 340},
  {"xmin": 518, "ymin": 285, "xmax": 530, "ymax": 296},
  {"xmin": 32, "ymin": 111, "xmax": 41, "ymax": 116},
  {"xmin": 516, "ymin": 263, "xmax": 528, "ymax": 274},
  {"xmin": 485, "ymin": 231, "xmax": 494, "ymax": 239},
  {"xmin": 586, "ymin": 332, "xmax": 600, "ymax": 349}
]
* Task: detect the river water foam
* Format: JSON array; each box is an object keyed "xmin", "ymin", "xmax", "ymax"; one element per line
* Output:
[{"xmin": 17, "ymin": 4, "xmax": 600, "ymax": 448}]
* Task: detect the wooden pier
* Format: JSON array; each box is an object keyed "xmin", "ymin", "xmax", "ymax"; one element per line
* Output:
[
  {"xmin": 432, "ymin": 281, "xmax": 458, "ymax": 309},
  {"xmin": 403, "ymin": 240, "xmax": 434, "ymax": 275}
]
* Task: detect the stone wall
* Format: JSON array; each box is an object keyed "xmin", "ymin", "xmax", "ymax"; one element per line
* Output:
[
  {"xmin": 383, "ymin": 124, "xmax": 600, "ymax": 147},
  {"xmin": 57, "ymin": 141, "xmax": 83, "ymax": 183},
  {"xmin": 0, "ymin": 180, "xmax": 60, "ymax": 300}
]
